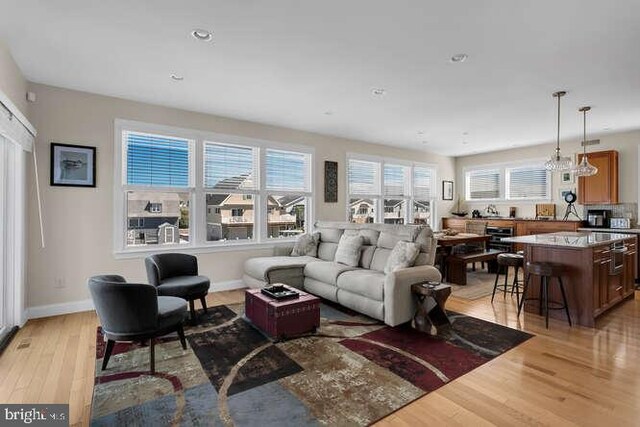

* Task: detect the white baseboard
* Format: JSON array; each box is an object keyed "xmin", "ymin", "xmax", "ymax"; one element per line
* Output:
[
  {"xmin": 25, "ymin": 279, "xmax": 248, "ymax": 320},
  {"xmin": 210, "ymin": 279, "xmax": 246, "ymax": 292},
  {"xmin": 25, "ymin": 299, "xmax": 94, "ymax": 320}
]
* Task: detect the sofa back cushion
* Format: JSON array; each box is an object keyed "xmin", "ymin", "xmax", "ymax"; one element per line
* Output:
[
  {"xmin": 317, "ymin": 242, "xmax": 339, "ymax": 261},
  {"xmin": 316, "ymin": 227, "xmax": 344, "ymax": 243},
  {"xmin": 334, "ymin": 234, "xmax": 364, "ymax": 267},
  {"xmin": 370, "ymin": 248, "xmax": 392, "ymax": 272}
]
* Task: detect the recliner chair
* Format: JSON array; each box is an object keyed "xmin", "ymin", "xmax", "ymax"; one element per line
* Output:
[
  {"xmin": 88, "ymin": 275, "xmax": 188, "ymax": 374},
  {"xmin": 145, "ymin": 253, "xmax": 210, "ymax": 323}
]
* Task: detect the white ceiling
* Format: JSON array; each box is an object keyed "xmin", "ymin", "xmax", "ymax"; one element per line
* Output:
[{"xmin": 2, "ymin": 0, "xmax": 640, "ymax": 156}]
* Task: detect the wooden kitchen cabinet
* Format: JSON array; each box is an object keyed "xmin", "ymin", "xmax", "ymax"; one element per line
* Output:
[{"xmin": 578, "ymin": 150, "xmax": 619, "ymax": 204}]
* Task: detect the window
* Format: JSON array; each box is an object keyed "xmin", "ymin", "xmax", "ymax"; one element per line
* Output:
[
  {"xmin": 115, "ymin": 120, "xmax": 313, "ymax": 253},
  {"xmin": 265, "ymin": 149, "xmax": 312, "ymax": 238},
  {"xmin": 122, "ymin": 131, "xmax": 193, "ymax": 248},
  {"xmin": 465, "ymin": 169, "xmax": 501, "ymax": 200},
  {"xmin": 506, "ymin": 165, "xmax": 550, "ymax": 200},
  {"xmin": 464, "ymin": 161, "xmax": 550, "ymax": 202},
  {"xmin": 347, "ymin": 155, "xmax": 436, "ymax": 227}
]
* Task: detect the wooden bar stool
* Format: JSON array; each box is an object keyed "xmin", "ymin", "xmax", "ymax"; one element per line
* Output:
[
  {"xmin": 518, "ymin": 262, "xmax": 572, "ymax": 328},
  {"xmin": 492, "ymin": 253, "xmax": 524, "ymax": 305}
]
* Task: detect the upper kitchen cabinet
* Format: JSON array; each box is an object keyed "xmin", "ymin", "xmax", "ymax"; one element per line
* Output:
[{"xmin": 578, "ymin": 150, "xmax": 619, "ymax": 204}]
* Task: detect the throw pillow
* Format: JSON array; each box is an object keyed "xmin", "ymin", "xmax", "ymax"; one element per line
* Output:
[
  {"xmin": 334, "ymin": 234, "xmax": 364, "ymax": 267},
  {"xmin": 384, "ymin": 240, "xmax": 421, "ymax": 274},
  {"xmin": 291, "ymin": 232, "xmax": 320, "ymax": 257}
]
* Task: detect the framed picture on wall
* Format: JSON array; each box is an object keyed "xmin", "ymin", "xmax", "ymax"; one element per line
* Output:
[
  {"xmin": 442, "ymin": 180, "xmax": 454, "ymax": 200},
  {"xmin": 324, "ymin": 160, "xmax": 338, "ymax": 203},
  {"xmin": 561, "ymin": 171, "xmax": 574, "ymax": 184},
  {"xmin": 50, "ymin": 143, "xmax": 97, "ymax": 187}
]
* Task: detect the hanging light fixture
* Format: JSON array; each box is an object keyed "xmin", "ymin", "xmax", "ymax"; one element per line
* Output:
[
  {"xmin": 544, "ymin": 91, "xmax": 573, "ymax": 171},
  {"xmin": 572, "ymin": 106, "xmax": 598, "ymax": 177}
]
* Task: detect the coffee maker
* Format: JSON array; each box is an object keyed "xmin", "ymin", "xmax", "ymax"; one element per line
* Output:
[{"xmin": 586, "ymin": 209, "xmax": 610, "ymax": 228}]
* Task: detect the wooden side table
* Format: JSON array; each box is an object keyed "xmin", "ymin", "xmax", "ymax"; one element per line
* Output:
[{"xmin": 411, "ymin": 282, "xmax": 452, "ymax": 334}]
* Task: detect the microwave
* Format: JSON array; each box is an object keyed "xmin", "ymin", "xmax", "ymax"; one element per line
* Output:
[{"xmin": 610, "ymin": 218, "xmax": 631, "ymax": 229}]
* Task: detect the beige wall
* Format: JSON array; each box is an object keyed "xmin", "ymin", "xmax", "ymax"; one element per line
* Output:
[
  {"xmin": 0, "ymin": 40, "xmax": 29, "ymax": 116},
  {"xmin": 454, "ymin": 130, "xmax": 640, "ymax": 220},
  {"xmin": 26, "ymin": 83, "xmax": 455, "ymax": 308}
]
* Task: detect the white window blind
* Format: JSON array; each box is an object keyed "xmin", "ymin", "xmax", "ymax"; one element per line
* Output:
[
  {"xmin": 125, "ymin": 131, "xmax": 192, "ymax": 187},
  {"xmin": 466, "ymin": 169, "xmax": 501, "ymax": 200},
  {"xmin": 348, "ymin": 159, "xmax": 380, "ymax": 195},
  {"xmin": 383, "ymin": 164, "xmax": 409, "ymax": 196},
  {"xmin": 265, "ymin": 149, "xmax": 310, "ymax": 192},
  {"xmin": 413, "ymin": 166, "xmax": 434, "ymax": 199},
  {"xmin": 506, "ymin": 166, "xmax": 550, "ymax": 200},
  {"xmin": 204, "ymin": 142, "xmax": 258, "ymax": 190}
]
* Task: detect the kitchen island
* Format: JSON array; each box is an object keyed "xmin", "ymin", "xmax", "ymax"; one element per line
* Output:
[{"xmin": 502, "ymin": 232, "xmax": 637, "ymax": 327}]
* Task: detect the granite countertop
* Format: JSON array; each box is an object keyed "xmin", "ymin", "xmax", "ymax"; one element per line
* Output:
[
  {"xmin": 502, "ymin": 231, "xmax": 635, "ymax": 248},
  {"xmin": 578, "ymin": 227, "xmax": 640, "ymax": 234},
  {"xmin": 448, "ymin": 217, "xmax": 583, "ymax": 223}
]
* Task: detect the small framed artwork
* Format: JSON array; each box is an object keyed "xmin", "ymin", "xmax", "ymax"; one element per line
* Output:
[
  {"xmin": 559, "ymin": 188, "xmax": 571, "ymax": 201},
  {"xmin": 324, "ymin": 160, "xmax": 338, "ymax": 203},
  {"xmin": 442, "ymin": 180, "xmax": 454, "ymax": 200},
  {"xmin": 50, "ymin": 143, "xmax": 96, "ymax": 187},
  {"xmin": 561, "ymin": 171, "xmax": 574, "ymax": 184}
]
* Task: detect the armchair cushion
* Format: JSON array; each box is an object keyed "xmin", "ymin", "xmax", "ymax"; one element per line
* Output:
[
  {"xmin": 157, "ymin": 275, "xmax": 210, "ymax": 299},
  {"xmin": 157, "ymin": 296, "xmax": 188, "ymax": 330}
]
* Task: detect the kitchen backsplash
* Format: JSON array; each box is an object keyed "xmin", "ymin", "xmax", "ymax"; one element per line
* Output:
[{"xmin": 582, "ymin": 203, "xmax": 638, "ymax": 227}]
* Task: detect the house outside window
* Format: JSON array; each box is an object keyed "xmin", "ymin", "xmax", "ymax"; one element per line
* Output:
[
  {"xmin": 347, "ymin": 155, "xmax": 436, "ymax": 228},
  {"xmin": 115, "ymin": 120, "xmax": 313, "ymax": 253}
]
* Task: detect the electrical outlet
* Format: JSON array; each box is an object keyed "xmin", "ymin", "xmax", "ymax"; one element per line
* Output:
[{"xmin": 54, "ymin": 278, "xmax": 66, "ymax": 289}]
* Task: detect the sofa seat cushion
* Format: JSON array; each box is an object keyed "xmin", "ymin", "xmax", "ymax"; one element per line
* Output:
[
  {"xmin": 244, "ymin": 256, "xmax": 317, "ymax": 281},
  {"xmin": 336, "ymin": 270, "xmax": 385, "ymax": 301},
  {"xmin": 157, "ymin": 276, "xmax": 210, "ymax": 299},
  {"xmin": 157, "ymin": 296, "xmax": 188, "ymax": 329},
  {"xmin": 304, "ymin": 261, "xmax": 358, "ymax": 286}
]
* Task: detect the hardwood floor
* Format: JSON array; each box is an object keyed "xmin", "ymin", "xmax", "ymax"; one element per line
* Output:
[{"xmin": 1, "ymin": 289, "xmax": 638, "ymax": 426}]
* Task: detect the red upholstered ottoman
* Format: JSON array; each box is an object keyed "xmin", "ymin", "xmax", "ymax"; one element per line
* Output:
[{"xmin": 245, "ymin": 285, "xmax": 320, "ymax": 340}]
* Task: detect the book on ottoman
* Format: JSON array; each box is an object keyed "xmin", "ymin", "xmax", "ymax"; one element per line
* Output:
[{"xmin": 245, "ymin": 285, "xmax": 320, "ymax": 340}]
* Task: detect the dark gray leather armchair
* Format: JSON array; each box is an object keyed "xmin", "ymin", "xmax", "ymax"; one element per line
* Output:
[
  {"xmin": 88, "ymin": 275, "xmax": 188, "ymax": 374},
  {"xmin": 145, "ymin": 253, "xmax": 210, "ymax": 323}
]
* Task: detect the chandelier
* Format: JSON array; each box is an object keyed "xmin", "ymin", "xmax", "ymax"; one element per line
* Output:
[
  {"xmin": 572, "ymin": 106, "xmax": 598, "ymax": 177},
  {"xmin": 544, "ymin": 91, "xmax": 573, "ymax": 171}
]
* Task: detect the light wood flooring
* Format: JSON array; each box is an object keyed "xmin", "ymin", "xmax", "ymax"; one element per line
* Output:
[{"xmin": 1, "ymin": 288, "xmax": 639, "ymax": 426}]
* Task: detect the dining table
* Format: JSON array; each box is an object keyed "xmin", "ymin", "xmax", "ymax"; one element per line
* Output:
[{"xmin": 434, "ymin": 232, "xmax": 492, "ymax": 278}]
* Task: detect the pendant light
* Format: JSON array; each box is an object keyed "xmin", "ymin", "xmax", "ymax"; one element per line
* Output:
[
  {"xmin": 572, "ymin": 106, "xmax": 598, "ymax": 177},
  {"xmin": 544, "ymin": 91, "xmax": 573, "ymax": 171}
]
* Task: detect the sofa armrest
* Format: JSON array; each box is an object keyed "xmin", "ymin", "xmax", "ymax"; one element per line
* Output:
[{"xmin": 383, "ymin": 265, "xmax": 442, "ymax": 326}]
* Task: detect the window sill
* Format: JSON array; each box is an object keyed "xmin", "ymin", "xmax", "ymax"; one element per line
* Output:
[{"xmin": 113, "ymin": 239, "xmax": 296, "ymax": 259}]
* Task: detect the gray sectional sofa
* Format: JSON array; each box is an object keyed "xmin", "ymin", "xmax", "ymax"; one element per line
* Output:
[{"xmin": 243, "ymin": 221, "xmax": 442, "ymax": 326}]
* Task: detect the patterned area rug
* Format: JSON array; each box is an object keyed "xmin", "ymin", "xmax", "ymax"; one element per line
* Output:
[{"xmin": 90, "ymin": 303, "xmax": 532, "ymax": 426}]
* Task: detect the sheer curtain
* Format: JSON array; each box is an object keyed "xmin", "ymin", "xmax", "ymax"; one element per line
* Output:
[{"xmin": 0, "ymin": 95, "xmax": 33, "ymax": 343}]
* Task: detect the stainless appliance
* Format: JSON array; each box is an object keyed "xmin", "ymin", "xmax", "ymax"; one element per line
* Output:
[
  {"xmin": 610, "ymin": 242, "xmax": 627, "ymax": 275},
  {"xmin": 610, "ymin": 218, "xmax": 631, "ymax": 229},
  {"xmin": 486, "ymin": 226, "xmax": 514, "ymax": 252},
  {"xmin": 586, "ymin": 209, "xmax": 611, "ymax": 228}
]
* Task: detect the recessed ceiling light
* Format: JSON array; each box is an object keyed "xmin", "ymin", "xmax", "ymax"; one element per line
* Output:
[
  {"xmin": 421, "ymin": 140, "xmax": 429, "ymax": 144},
  {"xmin": 324, "ymin": 111, "xmax": 333, "ymax": 116},
  {"xmin": 371, "ymin": 88, "xmax": 386, "ymax": 96},
  {"xmin": 170, "ymin": 74, "xmax": 184, "ymax": 81},
  {"xmin": 450, "ymin": 53, "xmax": 468, "ymax": 63},
  {"xmin": 462, "ymin": 131, "xmax": 469, "ymax": 136},
  {"xmin": 462, "ymin": 141, "xmax": 469, "ymax": 145},
  {"xmin": 191, "ymin": 29, "xmax": 213, "ymax": 42},
  {"xmin": 417, "ymin": 131, "xmax": 425, "ymax": 136},
  {"xmin": 603, "ymin": 127, "xmax": 612, "ymax": 131}
]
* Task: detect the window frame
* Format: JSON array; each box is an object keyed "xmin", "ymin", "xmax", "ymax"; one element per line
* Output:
[
  {"xmin": 114, "ymin": 119, "xmax": 314, "ymax": 257},
  {"xmin": 464, "ymin": 159, "xmax": 551, "ymax": 202},
  {"xmin": 346, "ymin": 153, "xmax": 437, "ymax": 228}
]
